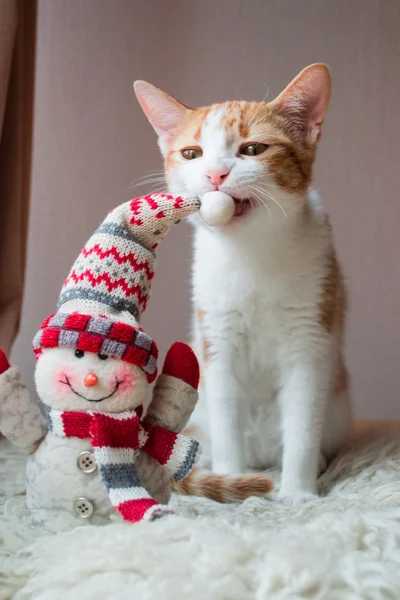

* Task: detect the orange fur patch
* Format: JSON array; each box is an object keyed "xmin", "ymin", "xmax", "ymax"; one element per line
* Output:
[
  {"xmin": 165, "ymin": 99, "xmax": 316, "ymax": 197},
  {"xmin": 196, "ymin": 307, "xmax": 214, "ymax": 364},
  {"xmin": 171, "ymin": 468, "xmax": 273, "ymax": 503},
  {"xmin": 320, "ymin": 248, "xmax": 347, "ymax": 333},
  {"xmin": 334, "ymin": 357, "xmax": 349, "ymax": 395}
]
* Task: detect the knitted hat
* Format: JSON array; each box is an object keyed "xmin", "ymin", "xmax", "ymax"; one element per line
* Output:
[{"xmin": 32, "ymin": 194, "xmax": 200, "ymax": 382}]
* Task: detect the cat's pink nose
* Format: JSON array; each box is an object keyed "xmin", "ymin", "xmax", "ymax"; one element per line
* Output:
[{"xmin": 206, "ymin": 168, "xmax": 230, "ymax": 187}]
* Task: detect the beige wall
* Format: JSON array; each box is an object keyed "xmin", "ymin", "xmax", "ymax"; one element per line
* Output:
[{"xmin": 13, "ymin": 0, "xmax": 400, "ymax": 419}]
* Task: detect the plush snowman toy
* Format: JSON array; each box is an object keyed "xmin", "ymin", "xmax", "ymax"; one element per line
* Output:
[{"xmin": 0, "ymin": 194, "xmax": 201, "ymax": 532}]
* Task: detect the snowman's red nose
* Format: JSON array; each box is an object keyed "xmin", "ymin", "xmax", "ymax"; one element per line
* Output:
[{"xmin": 84, "ymin": 372, "xmax": 98, "ymax": 387}]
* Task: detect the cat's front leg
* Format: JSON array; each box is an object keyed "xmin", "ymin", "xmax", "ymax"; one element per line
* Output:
[
  {"xmin": 278, "ymin": 355, "xmax": 331, "ymax": 505},
  {"xmin": 204, "ymin": 359, "xmax": 245, "ymax": 475}
]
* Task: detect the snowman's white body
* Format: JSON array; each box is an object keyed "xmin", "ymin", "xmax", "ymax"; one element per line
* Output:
[
  {"xmin": 0, "ymin": 348, "xmax": 153, "ymax": 531},
  {"xmin": 0, "ymin": 346, "xmax": 196, "ymax": 532},
  {"xmin": 26, "ymin": 433, "xmax": 114, "ymax": 531}
]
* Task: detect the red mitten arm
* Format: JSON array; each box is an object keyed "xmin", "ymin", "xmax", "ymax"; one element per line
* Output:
[
  {"xmin": 162, "ymin": 342, "xmax": 200, "ymax": 391},
  {"xmin": 137, "ymin": 342, "xmax": 201, "ymax": 504},
  {"xmin": 0, "ymin": 349, "xmax": 10, "ymax": 375},
  {"xmin": 145, "ymin": 342, "xmax": 200, "ymax": 434}
]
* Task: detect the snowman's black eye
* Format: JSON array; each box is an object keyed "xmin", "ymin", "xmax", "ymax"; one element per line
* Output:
[
  {"xmin": 75, "ymin": 350, "xmax": 84, "ymax": 359},
  {"xmin": 98, "ymin": 353, "xmax": 108, "ymax": 360}
]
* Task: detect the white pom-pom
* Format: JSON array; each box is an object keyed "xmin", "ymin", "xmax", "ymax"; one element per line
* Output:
[{"xmin": 199, "ymin": 191, "xmax": 235, "ymax": 227}]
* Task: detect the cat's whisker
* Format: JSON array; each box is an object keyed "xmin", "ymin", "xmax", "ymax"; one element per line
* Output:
[
  {"xmin": 124, "ymin": 171, "xmax": 166, "ymax": 187},
  {"xmin": 253, "ymin": 184, "xmax": 287, "ymax": 219},
  {"xmin": 135, "ymin": 169, "xmax": 165, "ymax": 179},
  {"xmin": 147, "ymin": 185, "xmax": 169, "ymax": 195},
  {"xmin": 261, "ymin": 83, "xmax": 270, "ymax": 103},
  {"xmin": 260, "ymin": 180, "xmax": 281, "ymax": 192},
  {"xmin": 133, "ymin": 174, "xmax": 167, "ymax": 183},
  {"xmin": 126, "ymin": 177, "xmax": 167, "ymax": 193},
  {"xmin": 263, "ymin": 191, "xmax": 287, "ymax": 220},
  {"xmin": 247, "ymin": 194, "xmax": 256, "ymax": 216},
  {"xmin": 250, "ymin": 185, "xmax": 273, "ymax": 216},
  {"xmin": 250, "ymin": 187, "xmax": 272, "ymax": 218},
  {"xmin": 130, "ymin": 178, "xmax": 167, "ymax": 187}
]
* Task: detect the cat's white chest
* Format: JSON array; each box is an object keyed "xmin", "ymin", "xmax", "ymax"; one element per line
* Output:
[
  {"xmin": 191, "ymin": 225, "xmax": 326, "ymax": 469},
  {"xmin": 26, "ymin": 432, "xmax": 115, "ymax": 531},
  {"xmin": 194, "ymin": 237, "xmax": 294, "ymax": 373}
]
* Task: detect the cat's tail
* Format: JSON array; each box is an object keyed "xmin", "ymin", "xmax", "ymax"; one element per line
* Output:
[{"xmin": 170, "ymin": 467, "xmax": 273, "ymax": 503}]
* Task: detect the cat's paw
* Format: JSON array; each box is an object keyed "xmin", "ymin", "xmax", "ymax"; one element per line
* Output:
[{"xmin": 278, "ymin": 490, "xmax": 318, "ymax": 507}]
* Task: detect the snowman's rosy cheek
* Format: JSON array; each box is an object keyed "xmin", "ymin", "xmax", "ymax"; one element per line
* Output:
[
  {"xmin": 55, "ymin": 370, "xmax": 72, "ymax": 393},
  {"xmin": 110, "ymin": 366, "xmax": 138, "ymax": 392}
]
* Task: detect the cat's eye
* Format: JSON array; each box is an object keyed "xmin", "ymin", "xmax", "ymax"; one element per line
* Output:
[
  {"xmin": 75, "ymin": 349, "xmax": 85, "ymax": 359},
  {"xmin": 181, "ymin": 147, "xmax": 203, "ymax": 160},
  {"xmin": 240, "ymin": 143, "xmax": 269, "ymax": 156},
  {"xmin": 98, "ymin": 353, "xmax": 108, "ymax": 361}
]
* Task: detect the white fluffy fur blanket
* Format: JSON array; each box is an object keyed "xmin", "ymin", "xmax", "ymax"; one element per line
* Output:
[{"xmin": 1, "ymin": 430, "xmax": 400, "ymax": 599}]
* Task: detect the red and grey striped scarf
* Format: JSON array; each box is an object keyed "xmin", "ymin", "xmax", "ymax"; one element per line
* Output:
[{"xmin": 45, "ymin": 406, "xmax": 200, "ymax": 522}]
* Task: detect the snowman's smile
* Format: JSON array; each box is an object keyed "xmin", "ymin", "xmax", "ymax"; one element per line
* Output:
[{"xmin": 59, "ymin": 375, "xmax": 123, "ymax": 402}]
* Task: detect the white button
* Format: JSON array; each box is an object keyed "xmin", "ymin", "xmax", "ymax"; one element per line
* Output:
[
  {"xmin": 73, "ymin": 497, "xmax": 94, "ymax": 519},
  {"xmin": 77, "ymin": 451, "xmax": 97, "ymax": 473}
]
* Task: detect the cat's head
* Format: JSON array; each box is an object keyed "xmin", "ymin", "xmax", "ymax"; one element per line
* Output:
[{"xmin": 134, "ymin": 64, "xmax": 330, "ymax": 230}]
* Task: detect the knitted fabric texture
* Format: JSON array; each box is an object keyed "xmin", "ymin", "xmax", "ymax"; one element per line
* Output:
[
  {"xmin": 57, "ymin": 194, "xmax": 200, "ymax": 321},
  {"xmin": 45, "ymin": 407, "xmax": 200, "ymax": 522},
  {"xmin": 32, "ymin": 312, "xmax": 158, "ymax": 382},
  {"xmin": 32, "ymin": 193, "xmax": 200, "ymax": 380}
]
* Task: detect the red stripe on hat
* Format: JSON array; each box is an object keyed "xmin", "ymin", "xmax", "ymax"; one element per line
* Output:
[
  {"xmin": 142, "ymin": 425, "xmax": 177, "ymax": 466},
  {"xmin": 142, "ymin": 196, "xmax": 160, "ymax": 211},
  {"xmin": 40, "ymin": 328, "xmax": 60, "ymax": 348},
  {"xmin": 63, "ymin": 271, "xmax": 149, "ymax": 308},
  {"xmin": 173, "ymin": 196, "xmax": 184, "ymax": 208},
  {"xmin": 34, "ymin": 348, "xmax": 42, "ymax": 360},
  {"xmin": 80, "ymin": 244, "xmax": 155, "ymax": 279},
  {"xmin": 64, "ymin": 313, "xmax": 91, "ymax": 331},
  {"xmin": 117, "ymin": 499, "xmax": 159, "ymax": 523},
  {"xmin": 41, "ymin": 314, "xmax": 55, "ymax": 329},
  {"xmin": 122, "ymin": 345, "xmax": 149, "ymax": 366},
  {"xmin": 109, "ymin": 322, "xmax": 136, "ymax": 343},
  {"xmin": 129, "ymin": 198, "xmax": 144, "ymax": 225},
  {"xmin": 89, "ymin": 412, "xmax": 141, "ymax": 449},
  {"xmin": 151, "ymin": 341, "xmax": 159, "ymax": 361},
  {"xmin": 77, "ymin": 332, "xmax": 103, "ymax": 354}
]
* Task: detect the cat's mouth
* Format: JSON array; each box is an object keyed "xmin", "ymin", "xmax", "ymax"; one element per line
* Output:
[{"xmin": 233, "ymin": 198, "xmax": 252, "ymax": 219}]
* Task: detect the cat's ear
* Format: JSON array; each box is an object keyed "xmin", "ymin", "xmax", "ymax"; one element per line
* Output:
[
  {"xmin": 270, "ymin": 64, "xmax": 331, "ymax": 144},
  {"xmin": 134, "ymin": 81, "xmax": 191, "ymax": 154}
]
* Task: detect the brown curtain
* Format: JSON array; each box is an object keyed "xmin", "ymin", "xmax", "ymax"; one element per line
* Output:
[{"xmin": 0, "ymin": 0, "xmax": 36, "ymax": 354}]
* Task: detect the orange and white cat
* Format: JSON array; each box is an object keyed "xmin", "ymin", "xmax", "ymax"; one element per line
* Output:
[{"xmin": 134, "ymin": 64, "xmax": 352, "ymax": 504}]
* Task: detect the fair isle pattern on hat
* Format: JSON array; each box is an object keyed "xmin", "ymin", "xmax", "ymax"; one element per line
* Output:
[
  {"xmin": 45, "ymin": 406, "xmax": 201, "ymax": 523},
  {"xmin": 32, "ymin": 312, "xmax": 158, "ymax": 381},
  {"xmin": 57, "ymin": 194, "xmax": 200, "ymax": 322}
]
